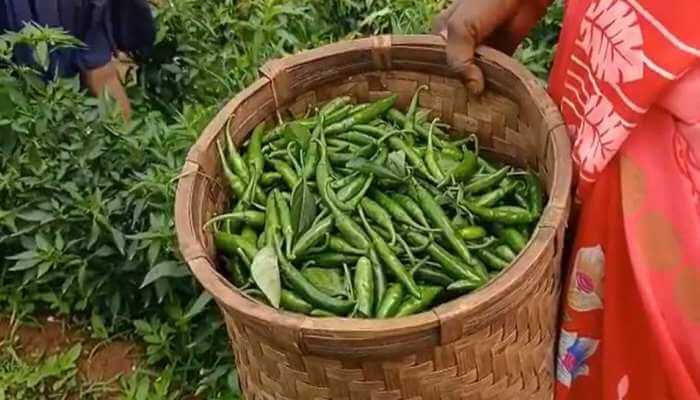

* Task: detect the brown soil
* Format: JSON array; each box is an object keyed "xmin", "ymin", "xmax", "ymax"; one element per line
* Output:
[{"xmin": 0, "ymin": 316, "xmax": 140, "ymax": 396}]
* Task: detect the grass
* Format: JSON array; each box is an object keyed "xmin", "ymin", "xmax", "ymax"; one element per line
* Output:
[{"xmin": 0, "ymin": 1, "xmax": 562, "ymax": 398}]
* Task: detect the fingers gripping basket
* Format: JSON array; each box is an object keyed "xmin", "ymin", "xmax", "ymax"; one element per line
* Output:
[{"xmin": 175, "ymin": 35, "xmax": 571, "ymax": 400}]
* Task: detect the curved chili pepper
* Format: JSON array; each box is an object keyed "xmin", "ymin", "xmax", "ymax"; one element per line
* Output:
[
  {"xmin": 390, "ymin": 193, "xmax": 430, "ymax": 228},
  {"xmin": 280, "ymin": 289, "xmax": 313, "ymax": 314},
  {"xmin": 274, "ymin": 191, "xmax": 294, "ymax": 257},
  {"xmin": 404, "ymin": 231, "xmax": 483, "ymax": 283},
  {"xmin": 463, "ymin": 203, "xmax": 536, "ymax": 225},
  {"xmin": 494, "ymin": 244, "xmax": 516, "ymax": 262},
  {"xmin": 302, "ymin": 252, "xmax": 361, "ymax": 268},
  {"xmin": 457, "ymin": 226, "xmax": 487, "ymax": 241},
  {"xmin": 376, "ymin": 283, "xmax": 404, "ymax": 319},
  {"xmin": 524, "ymin": 171, "xmax": 544, "ymax": 217},
  {"xmin": 276, "ymin": 242, "xmax": 355, "ymax": 315},
  {"xmin": 368, "ymin": 249, "xmax": 387, "ymax": 315},
  {"xmin": 328, "ymin": 236, "xmax": 365, "ymax": 256},
  {"xmin": 215, "ymin": 232, "xmax": 258, "ymax": 261},
  {"xmin": 463, "ymin": 166, "xmax": 509, "ymax": 194},
  {"xmin": 225, "ymin": 131, "xmax": 250, "ymax": 184},
  {"xmin": 446, "ymin": 279, "xmax": 481, "ymax": 294},
  {"xmin": 248, "ymin": 122, "xmax": 266, "ymax": 176},
  {"xmin": 325, "ymin": 95, "xmax": 397, "ymax": 134},
  {"xmin": 409, "ymin": 182, "xmax": 488, "ymax": 279},
  {"xmin": 394, "ymin": 286, "xmax": 443, "ymax": 318},
  {"xmin": 270, "ymin": 159, "xmax": 299, "ymax": 190},
  {"xmin": 360, "ymin": 197, "xmax": 397, "ymax": 245},
  {"xmin": 354, "ymin": 257, "xmax": 375, "ymax": 318},
  {"xmin": 358, "ymin": 208, "xmax": 421, "ymax": 299},
  {"xmin": 476, "ymin": 248, "xmax": 510, "ymax": 270},
  {"xmin": 260, "ymin": 172, "xmax": 282, "ymax": 186},
  {"xmin": 414, "ymin": 266, "xmax": 454, "ymax": 287},
  {"xmin": 291, "ymin": 215, "xmax": 333, "ymax": 259}
]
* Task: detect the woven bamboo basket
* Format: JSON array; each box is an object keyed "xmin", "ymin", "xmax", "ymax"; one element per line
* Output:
[{"xmin": 175, "ymin": 35, "xmax": 571, "ymax": 400}]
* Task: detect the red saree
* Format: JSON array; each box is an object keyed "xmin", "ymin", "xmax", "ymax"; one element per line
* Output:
[{"xmin": 547, "ymin": 0, "xmax": 700, "ymax": 398}]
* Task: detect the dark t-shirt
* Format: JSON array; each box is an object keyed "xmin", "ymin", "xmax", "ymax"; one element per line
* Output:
[{"xmin": 1, "ymin": 0, "xmax": 154, "ymax": 77}]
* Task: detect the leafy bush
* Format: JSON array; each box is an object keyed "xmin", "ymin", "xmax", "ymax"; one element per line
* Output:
[{"xmin": 0, "ymin": 1, "xmax": 561, "ymax": 397}]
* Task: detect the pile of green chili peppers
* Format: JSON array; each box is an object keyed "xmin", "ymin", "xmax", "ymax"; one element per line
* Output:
[{"xmin": 210, "ymin": 87, "xmax": 545, "ymax": 319}]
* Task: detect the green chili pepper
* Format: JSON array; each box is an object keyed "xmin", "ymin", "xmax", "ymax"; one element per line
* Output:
[
  {"xmin": 525, "ymin": 171, "xmax": 544, "ymax": 217},
  {"xmin": 225, "ymin": 132, "xmax": 250, "ymax": 184},
  {"xmin": 370, "ymin": 189, "xmax": 425, "ymax": 230},
  {"xmin": 476, "ymin": 248, "xmax": 510, "ymax": 270},
  {"xmin": 457, "ymin": 226, "xmax": 487, "ymax": 241},
  {"xmin": 390, "ymin": 193, "xmax": 430, "ymax": 228},
  {"xmin": 240, "ymin": 226, "xmax": 258, "ymax": 245},
  {"xmin": 409, "ymin": 183, "xmax": 488, "ymax": 279},
  {"xmin": 394, "ymin": 286, "xmax": 443, "ymax": 318},
  {"xmin": 302, "ymin": 252, "xmax": 361, "ymax": 268},
  {"xmin": 414, "ymin": 266, "xmax": 454, "ymax": 287},
  {"xmin": 274, "ymin": 191, "xmax": 294, "ymax": 257},
  {"xmin": 471, "ymin": 179, "xmax": 519, "ymax": 208},
  {"xmin": 463, "ymin": 166, "xmax": 509, "ymax": 194},
  {"xmin": 280, "ymin": 289, "xmax": 313, "ymax": 314},
  {"xmin": 215, "ymin": 232, "xmax": 258, "ymax": 261},
  {"xmin": 354, "ymin": 257, "xmax": 375, "ymax": 318},
  {"xmin": 405, "ymin": 232, "xmax": 483, "ymax": 283},
  {"xmin": 447, "ymin": 279, "xmax": 481, "ymax": 294},
  {"xmin": 337, "ymin": 174, "xmax": 369, "ymax": 201},
  {"xmin": 376, "ymin": 283, "xmax": 404, "ymax": 319},
  {"xmin": 302, "ymin": 139, "xmax": 320, "ymax": 180},
  {"xmin": 263, "ymin": 190, "xmax": 280, "ymax": 247},
  {"xmin": 386, "ymin": 109, "xmax": 449, "ymax": 148},
  {"xmin": 270, "ymin": 159, "xmax": 299, "ymax": 190},
  {"xmin": 425, "ymin": 123, "xmax": 445, "ymax": 182},
  {"xmin": 260, "ymin": 172, "xmax": 282, "ymax": 186},
  {"xmin": 301, "ymin": 267, "xmax": 346, "ymax": 297},
  {"xmin": 450, "ymin": 149, "xmax": 478, "ymax": 182},
  {"xmin": 217, "ymin": 140, "xmax": 246, "ymax": 199},
  {"xmin": 325, "ymin": 95, "xmax": 397, "ymax": 134},
  {"xmin": 496, "ymin": 227, "xmax": 528, "ymax": 253},
  {"xmin": 328, "ymin": 236, "xmax": 365, "ymax": 256},
  {"xmin": 322, "ymin": 183, "xmax": 370, "ymax": 250},
  {"xmin": 344, "ymin": 176, "xmax": 375, "ymax": 211},
  {"xmin": 360, "ymin": 197, "xmax": 397, "ymax": 245},
  {"xmin": 208, "ymin": 210, "xmax": 265, "ymax": 229},
  {"xmin": 359, "ymin": 208, "xmax": 421, "ymax": 299},
  {"xmin": 291, "ymin": 215, "xmax": 333, "ymax": 259},
  {"xmin": 276, "ymin": 243, "xmax": 355, "ymax": 315},
  {"xmin": 346, "ymin": 158, "xmax": 405, "ymax": 182},
  {"xmin": 494, "ymin": 244, "xmax": 517, "ymax": 262},
  {"xmin": 310, "ymin": 309, "xmax": 338, "ymax": 318},
  {"xmin": 319, "ymin": 96, "xmax": 352, "ymax": 116},
  {"xmin": 368, "ymin": 249, "xmax": 386, "ymax": 315},
  {"xmin": 404, "ymin": 85, "xmax": 427, "ymax": 133},
  {"xmin": 464, "ymin": 203, "xmax": 536, "ymax": 225},
  {"xmin": 337, "ymin": 131, "xmax": 375, "ymax": 145},
  {"xmin": 248, "ymin": 122, "xmax": 266, "ymax": 176},
  {"xmin": 331, "ymin": 172, "xmax": 360, "ymax": 190},
  {"xmin": 226, "ymin": 256, "xmax": 248, "ymax": 288},
  {"xmin": 441, "ymin": 146, "xmax": 464, "ymax": 161}
]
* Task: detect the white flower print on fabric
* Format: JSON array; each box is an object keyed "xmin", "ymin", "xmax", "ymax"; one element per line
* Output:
[
  {"xmin": 568, "ymin": 245, "xmax": 605, "ymax": 312},
  {"xmin": 579, "ymin": 0, "xmax": 644, "ymax": 84},
  {"xmin": 557, "ymin": 329, "xmax": 600, "ymax": 388},
  {"xmin": 574, "ymin": 95, "xmax": 630, "ymax": 180}
]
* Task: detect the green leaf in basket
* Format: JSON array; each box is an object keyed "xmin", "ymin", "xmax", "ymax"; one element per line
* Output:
[
  {"xmin": 250, "ymin": 246, "xmax": 281, "ymax": 308},
  {"xmin": 290, "ymin": 178, "xmax": 317, "ymax": 238},
  {"xmin": 302, "ymin": 267, "xmax": 345, "ymax": 297},
  {"xmin": 282, "ymin": 121, "xmax": 311, "ymax": 148},
  {"xmin": 387, "ymin": 150, "xmax": 407, "ymax": 178}
]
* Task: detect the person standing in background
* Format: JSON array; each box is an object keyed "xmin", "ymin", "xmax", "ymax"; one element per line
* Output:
[
  {"xmin": 0, "ymin": 0, "xmax": 156, "ymax": 119},
  {"xmin": 435, "ymin": 1, "xmax": 699, "ymax": 399}
]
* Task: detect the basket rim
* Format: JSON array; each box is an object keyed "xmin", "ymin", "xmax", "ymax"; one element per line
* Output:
[{"xmin": 175, "ymin": 34, "xmax": 571, "ymax": 347}]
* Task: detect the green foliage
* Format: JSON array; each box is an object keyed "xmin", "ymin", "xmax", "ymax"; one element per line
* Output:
[
  {"xmin": 0, "ymin": 1, "xmax": 562, "ymax": 397},
  {"xmin": 0, "ymin": 342, "xmax": 108, "ymax": 399}
]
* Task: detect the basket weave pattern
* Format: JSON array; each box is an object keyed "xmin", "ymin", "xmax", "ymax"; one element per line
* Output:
[{"xmin": 175, "ymin": 35, "xmax": 571, "ymax": 400}]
